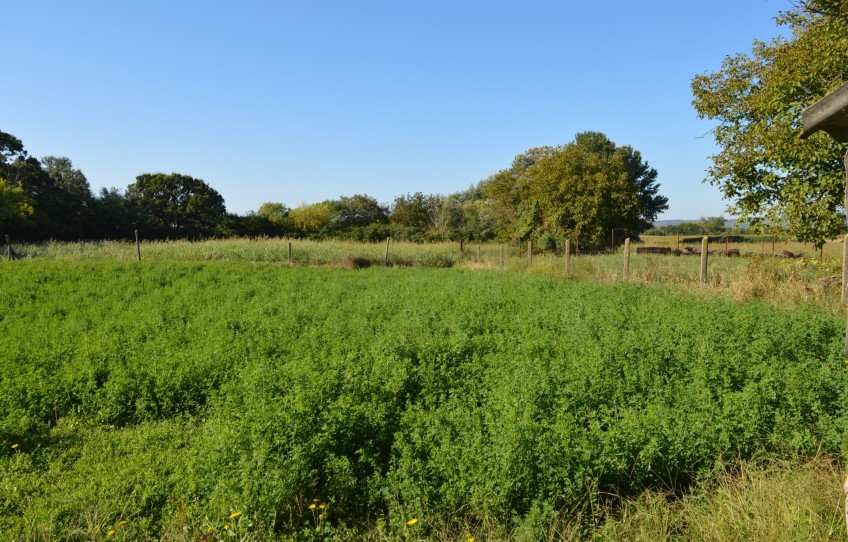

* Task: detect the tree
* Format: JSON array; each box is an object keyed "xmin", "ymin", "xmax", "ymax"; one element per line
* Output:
[
  {"xmin": 40, "ymin": 156, "xmax": 95, "ymax": 239},
  {"xmin": 390, "ymin": 192, "xmax": 443, "ymax": 240},
  {"xmin": 699, "ymin": 216, "xmax": 728, "ymax": 235},
  {"xmin": 257, "ymin": 202, "xmax": 290, "ymax": 226},
  {"xmin": 90, "ymin": 187, "xmax": 135, "ymax": 239},
  {"xmin": 0, "ymin": 177, "xmax": 34, "ymax": 232},
  {"xmin": 572, "ymin": 132, "xmax": 669, "ymax": 228},
  {"xmin": 0, "ymin": 131, "xmax": 96, "ymax": 239},
  {"xmin": 524, "ymin": 143, "xmax": 643, "ymax": 248},
  {"xmin": 126, "ymin": 173, "xmax": 227, "ymax": 239},
  {"xmin": 42, "ymin": 157, "xmax": 91, "ymax": 201},
  {"xmin": 329, "ymin": 194, "xmax": 388, "ymax": 230},
  {"xmin": 289, "ymin": 201, "xmax": 333, "ymax": 236},
  {"xmin": 481, "ymin": 133, "xmax": 667, "ymax": 248},
  {"xmin": 691, "ymin": 1, "xmax": 848, "ymax": 248}
]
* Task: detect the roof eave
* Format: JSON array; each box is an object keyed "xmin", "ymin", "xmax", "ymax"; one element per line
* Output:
[{"xmin": 800, "ymin": 80, "xmax": 848, "ymax": 142}]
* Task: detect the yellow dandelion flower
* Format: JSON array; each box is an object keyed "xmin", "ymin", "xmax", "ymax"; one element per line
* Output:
[
  {"xmin": 309, "ymin": 503, "xmax": 317, "ymax": 510},
  {"xmin": 313, "ymin": 498, "xmax": 320, "ymax": 502},
  {"xmin": 223, "ymin": 525, "xmax": 229, "ymax": 530},
  {"xmin": 11, "ymin": 444, "xmax": 18, "ymax": 449},
  {"xmin": 107, "ymin": 530, "xmax": 116, "ymax": 537},
  {"xmin": 468, "ymin": 537, "xmax": 475, "ymax": 542},
  {"xmin": 318, "ymin": 514, "xmax": 325, "ymax": 521},
  {"xmin": 117, "ymin": 520, "xmax": 127, "ymax": 527},
  {"xmin": 318, "ymin": 503, "xmax": 326, "ymax": 509},
  {"xmin": 228, "ymin": 511, "xmax": 242, "ymax": 520},
  {"xmin": 406, "ymin": 518, "xmax": 418, "ymax": 526}
]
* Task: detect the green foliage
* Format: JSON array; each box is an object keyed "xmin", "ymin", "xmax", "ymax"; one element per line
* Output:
[
  {"xmin": 0, "ymin": 127, "xmax": 668, "ymax": 246},
  {"xmin": 0, "ymin": 132, "xmax": 97, "ymax": 240},
  {"xmin": 482, "ymin": 133, "xmax": 668, "ymax": 248},
  {"xmin": 288, "ymin": 201, "xmax": 333, "ymax": 236},
  {"xmin": 0, "ymin": 263, "xmax": 844, "ymax": 539},
  {"xmin": 329, "ymin": 194, "xmax": 389, "ymax": 231},
  {"xmin": 692, "ymin": 2, "xmax": 848, "ymax": 249},
  {"xmin": 0, "ymin": 176, "xmax": 33, "ymax": 231},
  {"xmin": 257, "ymin": 202, "xmax": 291, "ymax": 227},
  {"xmin": 390, "ymin": 192, "xmax": 443, "ymax": 240},
  {"xmin": 126, "ymin": 172, "xmax": 227, "ymax": 239}
]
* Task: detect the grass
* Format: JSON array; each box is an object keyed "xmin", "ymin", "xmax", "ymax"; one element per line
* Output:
[
  {"xmin": 2, "ymin": 262, "xmax": 846, "ymax": 540},
  {"xmin": 3, "ymin": 237, "xmax": 460, "ymax": 267},
  {"xmin": 3, "ymin": 237, "xmax": 848, "ymax": 540},
  {"xmin": 4, "ymin": 236, "xmax": 845, "ymax": 311},
  {"xmin": 596, "ymin": 455, "xmax": 847, "ymax": 542}
]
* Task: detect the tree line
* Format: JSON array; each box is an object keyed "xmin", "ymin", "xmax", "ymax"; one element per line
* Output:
[{"xmin": 1, "ymin": 129, "xmax": 667, "ymax": 250}]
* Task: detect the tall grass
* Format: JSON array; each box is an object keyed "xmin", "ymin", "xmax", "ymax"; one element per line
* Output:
[
  {"xmin": 5, "ymin": 237, "xmax": 846, "ymax": 312},
  {"xmin": 5, "ymin": 237, "xmax": 460, "ymax": 267},
  {"xmin": 597, "ymin": 455, "xmax": 847, "ymax": 542}
]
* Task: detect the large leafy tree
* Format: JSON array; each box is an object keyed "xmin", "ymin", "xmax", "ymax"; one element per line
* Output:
[
  {"xmin": 126, "ymin": 172, "xmax": 227, "ymax": 239},
  {"xmin": 390, "ymin": 192, "xmax": 443, "ymax": 240},
  {"xmin": 573, "ymin": 132, "xmax": 668, "ymax": 228},
  {"xmin": 0, "ymin": 131, "xmax": 95, "ymax": 239},
  {"xmin": 482, "ymin": 132, "xmax": 667, "ymax": 248},
  {"xmin": 691, "ymin": 0, "xmax": 848, "ymax": 248},
  {"xmin": 523, "ymin": 143, "xmax": 643, "ymax": 248},
  {"xmin": 288, "ymin": 201, "xmax": 333, "ymax": 236},
  {"xmin": 330, "ymin": 194, "xmax": 388, "ymax": 230},
  {"xmin": 40, "ymin": 156, "xmax": 95, "ymax": 239},
  {"xmin": 90, "ymin": 187, "xmax": 135, "ymax": 239},
  {"xmin": 428, "ymin": 185, "xmax": 496, "ymax": 242},
  {"xmin": 257, "ymin": 202, "xmax": 290, "ymax": 227}
]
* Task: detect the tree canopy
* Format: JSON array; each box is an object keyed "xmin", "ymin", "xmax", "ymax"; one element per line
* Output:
[
  {"xmin": 482, "ymin": 132, "xmax": 667, "ymax": 249},
  {"xmin": 126, "ymin": 173, "xmax": 227, "ymax": 238},
  {"xmin": 691, "ymin": 0, "xmax": 848, "ymax": 248},
  {"xmin": 0, "ymin": 177, "xmax": 33, "ymax": 232},
  {"xmin": 0, "ymin": 131, "xmax": 96, "ymax": 239}
]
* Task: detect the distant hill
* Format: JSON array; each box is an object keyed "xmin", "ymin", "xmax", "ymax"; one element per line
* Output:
[
  {"xmin": 652, "ymin": 219, "xmax": 690, "ymax": 226},
  {"xmin": 653, "ymin": 219, "xmax": 739, "ymax": 228}
]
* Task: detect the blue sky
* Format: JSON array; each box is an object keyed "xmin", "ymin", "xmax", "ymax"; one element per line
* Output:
[{"xmin": 4, "ymin": 0, "xmax": 791, "ymax": 220}]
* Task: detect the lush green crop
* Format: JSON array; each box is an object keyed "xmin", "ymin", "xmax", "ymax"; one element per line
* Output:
[{"xmin": 0, "ymin": 263, "xmax": 845, "ymax": 540}]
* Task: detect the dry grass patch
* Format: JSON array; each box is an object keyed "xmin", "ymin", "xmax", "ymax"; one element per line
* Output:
[{"xmin": 598, "ymin": 456, "xmax": 847, "ymax": 542}]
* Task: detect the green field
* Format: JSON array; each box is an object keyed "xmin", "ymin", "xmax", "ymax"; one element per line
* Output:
[
  {"xmin": 2, "ymin": 262, "xmax": 847, "ymax": 540},
  {"xmin": 6, "ymin": 237, "xmax": 847, "ymax": 313}
]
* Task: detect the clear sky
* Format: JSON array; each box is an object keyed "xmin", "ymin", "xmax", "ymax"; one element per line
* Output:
[{"xmin": 3, "ymin": 0, "xmax": 792, "ymax": 220}]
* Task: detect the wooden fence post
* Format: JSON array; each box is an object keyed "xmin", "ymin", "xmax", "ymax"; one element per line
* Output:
[
  {"xmin": 288, "ymin": 241, "xmax": 292, "ymax": 264},
  {"xmin": 842, "ymin": 234, "xmax": 848, "ymax": 303},
  {"xmin": 528, "ymin": 240, "xmax": 533, "ymax": 266},
  {"xmin": 700, "ymin": 236, "xmax": 709, "ymax": 284},
  {"xmin": 385, "ymin": 237, "xmax": 391, "ymax": 266},
  {"xmin": 477, "ymin": 243, "xmax": 481, "ymax": 263},
  {"xmin": 565, "ymin": 239, "xmax": 571, "ymax": 276},
  {"xmin": 623, "ymin": 238, "xmax": 631, "ymax": 279},
  {"xmin": 134, "ymin": 230, "xmax": 141, "ymax": 261},
  {"xmin": 460, "ymin": 239, "xmax": 464, "ymax": 258},
  {"xmin": 5, "ymin": 235, "xmax": 16, "ymax": 261}
]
